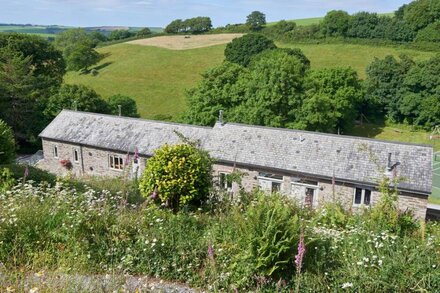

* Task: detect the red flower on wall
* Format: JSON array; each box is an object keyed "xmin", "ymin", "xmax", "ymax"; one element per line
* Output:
[{"xmin": 59, "ymin": 159, "xmax": 73, "ymax": 170}]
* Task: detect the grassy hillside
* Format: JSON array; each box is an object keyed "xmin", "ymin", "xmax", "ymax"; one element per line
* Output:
[
  {"xmin": 65, "ymin": 43, "xmax": 226, "ymax": 118},
  {"xmin": 280, "ymin": 43, "xmax": 433, "ymax": 79},
  {"xmin": 65, "ymin": 40, "xmax": 435, "ymax": 118}
]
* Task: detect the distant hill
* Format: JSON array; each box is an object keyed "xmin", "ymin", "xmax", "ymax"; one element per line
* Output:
[{"xmin": 0, "ymin": 24, "xmax": 164, "ymax": 39}]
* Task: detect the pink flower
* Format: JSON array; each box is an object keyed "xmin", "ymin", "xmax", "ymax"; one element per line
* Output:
[
  {"xmin": 150, "ymin": 187, "xmax": 158, "ymax": 200},
  {"xmin": 295, "ymin": 230, "xmax": 306, "ymax": 273},
  {"xmin": 207, "ymin": 244, "xmax": 214, "ymax": 260}
]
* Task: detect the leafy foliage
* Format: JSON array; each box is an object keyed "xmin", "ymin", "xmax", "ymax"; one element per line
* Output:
[
  {"xmin": 224, "ymin": 34, "xmax": 276, "ymax": 67},
  {"xmin": 139, "ymin": 144, "xmax": 213, "ymax": 210},
  {"xmin": 165, "ymin": 17, "xmax": 212, "ymax": 34},
  {"xmin": 233, "ymin": 193, "xmax": 299, "ymax": 284},
  {"xmin": 415, "ymin": 21, "xmax": 440, "ymax": 42},
  {"xmin": 181, "ymin": 62, "xmax": 247, "ymax": 126},
  {"xmin": 246, "ymin": 11, "xmax": 267, "ymax": 31},
  {"xmin": 0, "ymin": 34, "xmax": 64, "ymax": 145},
  {"xmin": 1, "ymin": 181, "xmax": 439, "ymax": 292},
  {"xmin": 298, "ymin": 67, "xmax": 363, "ymax": 132},
  {"xmin": 231, "ymin": 49, "xmax": 306, "ymax": 128},
  {"xmin": 45, "ymin": 84, "xmax": 110, "ymax": 119},
  {"xmin": 136, "ymin": 28, "xmax": 152, "ymax": 37},
  {"xmin": 0, "ymin": 167, "xmax": 15, "ymax": 193},
  {"xmin": 56, "ymin": 28, "xmax": 101, "ymax": 71},
  {"xmin": 0, "ymin": 120, "xmax": 15, "ymax": 164},
  {"xmin": 365, "ymin": 55, "xmax": 415, "ymax": 120},
  {"xmin": 321, "ymin": 10, "xmax": 351, "ymax": 37},
  {"xmin": 107, "ymin": 94, "xmax": 140, "ymax": 118},
  {"xmin": 108, "ymin": 30, "xmax": 135, "ymax": 41},
  {"xmin": 404, "ymin": 0, "xmax": 440, "ymax": 31},
  {"xmin": 399, "ymin": 54, "xmax": 440, "ymax": 128}
]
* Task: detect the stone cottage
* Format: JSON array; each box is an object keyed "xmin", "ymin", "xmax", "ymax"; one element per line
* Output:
[{"xmin": 38, "ymin": 110, "xmax": 433, "ymax": 219}]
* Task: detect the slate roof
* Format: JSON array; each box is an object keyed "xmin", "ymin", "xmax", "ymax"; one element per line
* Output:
[{"xmin": 40, "ymin": 110, "xmax": 433, "ymax": 195}]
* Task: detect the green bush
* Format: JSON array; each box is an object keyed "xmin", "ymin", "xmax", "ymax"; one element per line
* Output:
[
  {"xmin": 2, "ymin": 164, "xmax": 56, "ymax": 184},
  {"xmin": 228, "ymin": 193, "xmax": 300, "ymax": 288},
  {"xmin": 0, "ymin": 167, "xmax": 15, "ymax": 192},
  {"xmin": 139, "ymin": 143, "xmax": 213, "ymax": 210},
  {"xmin": 0, "ymin": 119, "xmax": 15, "ymax": 164}
]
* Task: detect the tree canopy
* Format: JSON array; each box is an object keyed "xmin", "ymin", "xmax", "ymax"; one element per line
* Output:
[
  {"xmin": 45, "ymin": 84, "xmax": 110, "ymax": 119},
  {"xmin": 55, "ymin": 28, "xmax": 101, "ymax": 71},
  {"xmin": 165, "ymin": 17, "xmax": 212, "ymax": 34},
  {"xmin": 365, "ymin": 55, "xmax": 414, "ymax": 120},
  {"xmin": 231, "ymin": 50, "xmax": 306, "ymax": 128},
  {"xmin": 246, "ymin": 11, "xmax": 267, "ymax": 31},
  {"xmin": 299, "ymin": 67, "xmax": 363, "ymax": 132},
  {"xmin": 321, "ymin": 10, "xmax": 351, "ymax": 37},
  {"xmin": 107, "ymin": 94, "xmax": 140, "ymax": 118},
  {"xmin": 0, "ymin": 34, "xmax": 64, "ymax": 144},
  {"xmin": 224, "ymin": 34, "xmax": 276, "ymax": 67},
  {"xmin": 399, "ymin": 54, "xmax": 440, "ymax": 129}
]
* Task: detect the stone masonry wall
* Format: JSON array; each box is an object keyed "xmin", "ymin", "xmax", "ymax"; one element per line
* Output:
[
  {"xmin": 40, "ymin": 139, "xmax": 428, "ymax": 219},
  {"xmin": 212, "ymin": 164, "xmax": 428, "ymax": 219},
  {"xmin": 39, "ymin": 139, "xmax": 145, "ymax": 179}
]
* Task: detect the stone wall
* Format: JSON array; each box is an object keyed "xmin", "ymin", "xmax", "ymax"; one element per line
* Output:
[
  {"xmin": 39, "ymin": 139, "xmax": 145, "ymax": 179},
  {"xmin": 40, "ymin": 139, "xmax": 428, "ymax": 219},
  {"xmin": 211, "ymin": 164, "xmax": 428, "ymax": 219}
]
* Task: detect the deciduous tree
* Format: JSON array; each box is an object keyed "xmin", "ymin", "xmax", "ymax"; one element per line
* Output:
[
  {"xmin": 56, "ymin": 28, "xmax": 101, "ymax": 71},
  {"xmin": 299, "ymin": 67, "xmax": 363, "ymax": 132},
  {"xmin": 321, "ymin": 10, "xmax": 351, "ymax": 37},
  {"xmin": 224, "ymin": 34, "xmax": 276, "ymax": 67},
  {"xmin": 45, "ymin": 84, "xmax": 110, "ymax": 119},
  {"xmin": 107, "ymin": 94, "xmax": 140, "ymax": 118},
  {"xmin": 246, "ymin": 11, "xmax": 266, "ymax": 31},
  {"xmin": 181, "ymin": 62, "xmax": 247, "ymax": 126}
]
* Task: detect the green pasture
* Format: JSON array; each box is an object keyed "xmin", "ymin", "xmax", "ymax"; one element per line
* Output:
[
  {"xmin": 66, "ymin": 40, "xmax": 435, "ymax": 119},
  {"xmin": 65, "ymin": 43, "xmax": 226, "ymax": 118}
]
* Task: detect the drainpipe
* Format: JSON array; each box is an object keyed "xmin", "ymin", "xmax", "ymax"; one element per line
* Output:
[{"xmin": 79, "ymin": 145, "xmax": 85, "ymax": 175}]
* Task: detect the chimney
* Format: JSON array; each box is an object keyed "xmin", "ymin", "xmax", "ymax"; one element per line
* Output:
[
  {"xmin": 218, "ymin": 110, "xmax": 224, "ymax": 125},
  {"xmin": 118, "ymin": 105, "xmax": 122, "ymax": 117},
  {"xmin": 387, "ymin": 153, "xmax": 392, "ymax": 171}
]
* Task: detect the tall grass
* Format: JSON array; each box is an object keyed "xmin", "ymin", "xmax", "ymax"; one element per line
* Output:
[{"xmin": 1, "ymin": 181, "xmax": 439, "ymax": 292}]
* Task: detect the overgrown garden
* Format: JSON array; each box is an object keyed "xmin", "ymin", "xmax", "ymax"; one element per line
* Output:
[{"xmin": 0, "ymin": 141, "xmax": 439, "ymax": 291}]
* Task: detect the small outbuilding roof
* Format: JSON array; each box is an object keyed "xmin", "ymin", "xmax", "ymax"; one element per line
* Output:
[{"xmin": 40, "ymin": 110, "xmax": 433, "ymax": 195}]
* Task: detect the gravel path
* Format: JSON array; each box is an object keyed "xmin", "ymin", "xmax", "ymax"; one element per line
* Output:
[{"xmin": 1, "ymin": 271, "xmax": 203, "ymax": 293}]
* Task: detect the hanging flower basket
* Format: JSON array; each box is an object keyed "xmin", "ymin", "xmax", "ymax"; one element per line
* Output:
[{"xmin": 59, "ymin": 159, "xmax": 73, "ymax": 170}]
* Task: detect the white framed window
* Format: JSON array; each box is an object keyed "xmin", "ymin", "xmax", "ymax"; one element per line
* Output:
[
  {"xmin": 53, "ymin": 146, "xmax": 58, "ymax": 158},
  {"xmin": 353, "ymin": 188, "xmax": 371, "ymax": 206},
  {"xmin": 258, "ymin": 172, "xmax": 283, "ymax": 193},
  {"xmin": 291, "ymin": 180, "xmax": 319, "ymax": 208},
  {"xmin": 73, "ymin": 149, "xmax": 79, "ymax": 163},
  {"xmin": 219, "ymin": 172, "xmax": 233, "ymax": 190},
  {"xmin": 109, "ymin": 155, "xmax": 124, "ymax": 170}
]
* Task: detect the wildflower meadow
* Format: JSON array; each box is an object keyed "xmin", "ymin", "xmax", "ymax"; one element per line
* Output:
[{"xmin": 0, "ymin": 178, "xmax": 439, "ymax": 292}]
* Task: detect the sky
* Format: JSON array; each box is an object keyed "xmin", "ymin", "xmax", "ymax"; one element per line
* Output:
[{"xmin": 0, "ymin": 0, "xmax": 412, "ymax": 28}]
